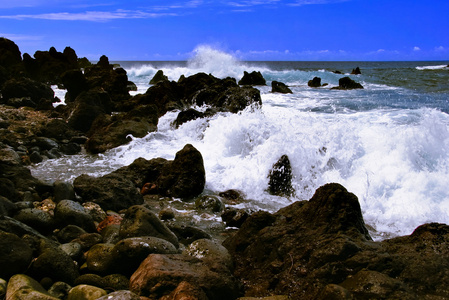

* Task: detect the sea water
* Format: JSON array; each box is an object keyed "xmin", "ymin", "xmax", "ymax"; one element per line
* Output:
[{"xmin": 32, "ymin": 46, "xmax": 449, "ymax": 240}]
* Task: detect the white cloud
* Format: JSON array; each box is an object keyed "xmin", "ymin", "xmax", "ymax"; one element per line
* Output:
[
  {"xmin": 435, "ymin": 46, "xmax": 446, "ymax": 51},
  {"xmin": 289, "ymin": 0, "xmax": 350, "ymax": 6},
  {"xmin": 0, "ymin": 33, "xmax": 43, "ymax": 41},
  {"xmin": 413, "ymin": 46, "xmax": 421, "ymax": 51},
  {"xmin": 228, "ymin": 0, "xmax": 281, "ymax": 7},
  {"xmin": 0, "ymin": 10, "xmax": 177, "ymax": 22}
]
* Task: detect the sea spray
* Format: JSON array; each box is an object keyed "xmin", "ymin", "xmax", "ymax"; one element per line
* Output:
[{"xmin": 32, "ymin": 47, "xmax": 449, "ymax": 240}]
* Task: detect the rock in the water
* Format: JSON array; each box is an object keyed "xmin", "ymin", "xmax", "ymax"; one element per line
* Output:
[
  {"xmin": 332, "ymin": 76, "xmax": 363, "ymax": 90},
  {"xmin": 150, "ymin": 70, "xmax": 168, "ymax": 84},
  {"xmin": 238, "ymin": 71, "xmax": 266, "ymax": 85},
  {"xmin": 271, "ymin": 81, "xmax": 292, "ymax": 93},
  {"xmin": 129, "ymin": 254, "xmax": 240, "ymax": 300},
  {"xmin": 174, "ymin": 108, "xmax": 205, "ymax": 128},
  {"xmin": 267, "ymin": 155, "xmax": 294, "ymax": 197},
  {"xmin": 308, "ymin": 76, "xmax": 322, "ymax": 88},
  {"xmin": 221, "ymin": 207, "xmax": 249, "ymax": 228},
  {"xmin": 119, "ymin": 205, "xmax": 179, "ymax": 248},
  {"xmin": 0, "ymin": 231, "xmax": 33, "ymax": 279},
  {"xmin": 351, "ymin": 67, "xmax": 361, "ymax": 75},
  {"xmin": 153, "ymin": 144, "xmax": 206, "ymax": 199},
  {"xmin": 6, "ymin": 274, "xmax": 60, "ymax": 300}
]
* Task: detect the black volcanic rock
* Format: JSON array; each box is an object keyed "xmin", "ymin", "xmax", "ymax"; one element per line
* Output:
[
  {"xmin": 332, "ymin": 76, "xmax": 364, "ymax": 90},
  {"xmin": 238, "ymin": 71, "xmax": 266, "ymax": 85},
  {"xmin": 308, "ymin": 76, "xmax": 322, "ymax": 88},
  {"xmin": 271, "ymin": 81, "xmax": 292, "ymax": 93},
  {"xmin": 149, "ymin": 70, "xmax": 168, "ymax": 84}
]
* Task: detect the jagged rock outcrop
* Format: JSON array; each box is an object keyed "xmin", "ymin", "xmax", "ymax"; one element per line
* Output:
[
  {"xmin": 332, "ymin": 76, "xmax": 364, "ymax": 90},
  {"xmin": 238, "ymin": 71, "xmax": 266, "ymax": 85},
  {"xmin": 271, "ymin": 81, "xmax": 292, "ymax": 93}
]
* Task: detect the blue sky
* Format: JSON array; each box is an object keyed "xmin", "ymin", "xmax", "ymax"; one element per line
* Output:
[{"xmin": 1, "ymin": 0, "xmax": 448, "ymax": 61}]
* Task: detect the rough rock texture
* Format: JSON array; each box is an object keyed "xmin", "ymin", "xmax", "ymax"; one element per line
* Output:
[
  {"xmin": 267, "ymin": 155, "xmax": 294, "ymax": 197},
  {"xmin": 119, "ymin": 205, "xmax": 179, "ymax": 248},
  {"xmin": 224, "ymin": 183, "xmax": 449, "ymax": 299},
  {"xmin": 271, "ymin": 81, "xmax": 292, "ymax": 94},
  {"xmin": 73, "ymin": 173, "xmax": 143, "ymax": 212},
  {"xmin": 332, "ymin": 76, "xmax": 364, "ymax": 90},
  {"xmin": 1, "ymin": 77, "xmax": 55, "ymax": 109},
  {"xmin": 6, "ymin": 274, "xmax": 60, "ymax": 300},
  {"xmin": 130, "ymin": 253, "xmax": 240, "ymax": 300},
  {"xmin": 150, "ymin": 70, "xmax": 169, "ymax": 84},
  {"xmin": 238, "ymin": 71, "xmax": 266, "ymax": 86},
  {"xmin": 0, "ymin": 231, "xmax": 33, "ymax": 279},
  {"xmin": 84, "ymin": 104, "xmax": 158, "ymax": 154},
  {"xmin": 308, "ymin": 76, "xmax": 322, "ymax": 88}
]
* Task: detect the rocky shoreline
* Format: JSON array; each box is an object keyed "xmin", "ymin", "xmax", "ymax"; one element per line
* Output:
[{"xmin": 1, "ymin": 37, "xmax": 449, "ymax": 299}]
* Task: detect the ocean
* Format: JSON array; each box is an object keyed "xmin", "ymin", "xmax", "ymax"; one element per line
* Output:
[{"xmin": 34, "ymin": 46, "xmax": 449, "ymax": 240}]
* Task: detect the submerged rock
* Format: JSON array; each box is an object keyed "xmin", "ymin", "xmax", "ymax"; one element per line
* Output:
[{"xmin": 351, "ymin": 66, "xmax": 361, "ymax": 74}]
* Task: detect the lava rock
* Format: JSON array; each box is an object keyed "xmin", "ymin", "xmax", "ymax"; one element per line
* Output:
[
  {"xmin": 73, "ymin": 173, "xmax": 143, "ymax": 212},
  {"xmin": 149, "ymin": 70, "xmax": 169, "ymax": 84},
  {"xmin": 54, "ymin": 200, "xmax": 96, "ymax": 232},
  {"xmin": 119, "ymin": 205, "xmax": 179, "ymax": 248},
  {"xmin": 238, "ymin": 71, "xmax": 266, "ymax": 85},
  {"xmin": 267, "ymin": 155, "xmax": 294, "ymax": 197},
  {"xmin": 351, "ymin": 67, "xmax": 361, "ymax": 75},
  {"xmin": 130, "ymin": 253, "xmax": 240, "ymax": 300},
  {"xmin": 67, "ymin": 89, "xmax": 112, "ymax": 133},
  {"xmin": 0, "ymin": 231, "xmax": 33, "ymax": 279},
  {"xmin": 174, "ymin": 108, "xmax": 205, "ymax": 128},
  {"xmin": 271, "ymin": 81, "xmax": 292, "ymax": 93},
  {"xmin": 332, "ymin": 76, "xmax": 364, "ymax": 90},
  {"xmin": 1, "ymin": 77, "xmax": 55, "ymax": 108},
  {"xmin": 308, "ymin": 76, "xmax": 322, "ymax": 88},
  {"xmin": 13, "ymin": 208, "xmax": 54, "ymax": 234}
]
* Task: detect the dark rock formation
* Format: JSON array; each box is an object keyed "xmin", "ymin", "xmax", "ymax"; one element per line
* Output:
[
  {"xmin": 73, "ymin": 173, "xmax": 143, "ymax": 212},
  {"xmin": 238, "ymin": 71, "xmax": 266, "ymax": 85},
  {"xmin": 149, "ymin": 70, "xmax": 168, "ymax": 84},
  {"xmin": 129, "ymin": 253, "xmax": 240, "ymax": 299},
  {"xmin": 224, "ymin": 183, "xmax": 449, "ymax": 299},
  {"xmin": 67, "ymin": 89, "xmax": 112, "ymax": 132},
  {"xmin": 271, "ymin": 81, "xmax": 292, "ymax": 93},
  {"xmin": 351, "ymin": 67, "xmax": 361, "ymax": 75},
  {"xmin": 174, "ymin": 108, "xmax": 206, "ymax": 128},
  {"xmin": 0, "ymin": 231, "xmax": 33, "ymax": 279},
  {"xmin": 1, "ymin": 77, "xmax": 55, "ymax": 109},
  {"xmin": 332, "ymin": 76, "xmax": 364, "ymax": 90},
  {"xmin": 308, "ymin": 76, "xmax": 322, "ymax": 88},
  {"xmin": 267, "ymin": 155, "xmax": 294, "ymax": 197},
  {"xmin": 61, "ymin": 69, "xmax": 89, "ymax": 103},
  {"xmin": 85, "ymin": 104, "xmax": 158, "ymax": 154}
]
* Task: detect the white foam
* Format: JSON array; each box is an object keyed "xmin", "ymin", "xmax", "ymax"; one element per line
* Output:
[{"xmin": 416, "ymin": 65, "xmax": 448, "ymax": 70}]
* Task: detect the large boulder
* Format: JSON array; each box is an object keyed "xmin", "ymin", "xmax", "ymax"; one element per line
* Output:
[
  {"xmin": 129, "ymin": 254, "xmax": 240, "ymax": 299},
  {"xmin": 119, "ymin": 205, "xmax": 179, "ymax": 248},
  {"xmin": 73, "ymin": 173, "xmax": 143, "ymax": 212},
  {"xmin": 0, "ymin": 231, "xmax": 33, "ymax": 279},
  {"xmin": 67, "ymin": 89, "xmax": 112, "ymax": 132},
  {"xmin": 271, "ymin": 81, "xmax": 292, "ymax": 94},
  {"xmin": 1, "ymin": 77, "xmax": 55, "ymax": 109},
  {"xmin": 149, "ymin": 70, "xmax": 168, "ymax": 84},
  {"xmin": 238, "ymin": 71, "xmax": 266, "ymax": 85},
  {"xmin": 0, "ymin": 38, "xmax": 22, "ymax": 79},
  {"xmin": 61, "ymin": 69, "xmax": 89, "ymax": 103},
  {"xmin": 152, "ymin": 144, "xmax": 206, "ymax": 199},
  {"xmin": 224, "ymin": 183, "xmax": 449, "ymax": 299},
  {"xmin": 332, "ymin": 76, "xmax": 364, "ymax": 90},
  {"xmin": 84, "ymin": 104, "xmax": 158, "ymax": 154},
  {"xmin": 308, "ymin": 76, "xmax": 322, "ymax": 88}
]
